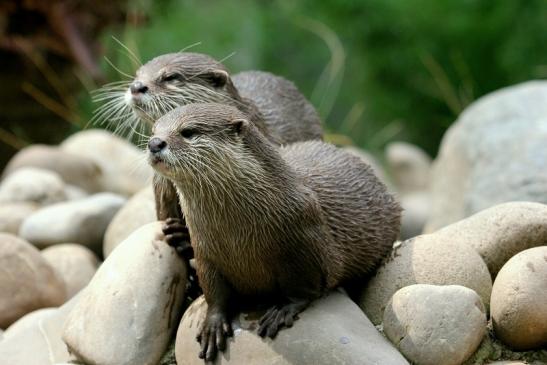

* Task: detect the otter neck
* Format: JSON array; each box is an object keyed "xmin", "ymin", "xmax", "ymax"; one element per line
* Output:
[
  {"xmin": 173, "ymin": 137, "xmax": 306, "ymax": 243},
  {"xmin": 222, "ymin": 82, "xmax": 276, "ymax": 144},
  {"xmin": 232, "ymin": 98, "xmax": 276, "ymax": 144}
]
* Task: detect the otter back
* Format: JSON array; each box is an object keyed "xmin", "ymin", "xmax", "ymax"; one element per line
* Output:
[
  {"xmin": 280, "ymin": 141, "xmax": 401, "ymax": 286},
  {"xmin": 233, "ymin": 71, "xmax": 323, "ymax": 144}
]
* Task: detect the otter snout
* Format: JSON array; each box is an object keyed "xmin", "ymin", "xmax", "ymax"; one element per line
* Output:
[
  {"xmin": 149, "ymin": 137, "xmax": 167, "ymax": 153},
  {"xmin": 130, "ymin": 81, "xmax": 148, "ymax": 95}
]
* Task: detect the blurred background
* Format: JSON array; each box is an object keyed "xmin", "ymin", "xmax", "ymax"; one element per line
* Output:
[{"xmin": 1, "ymin": 0, "xmax": 546, "ymax": 167}]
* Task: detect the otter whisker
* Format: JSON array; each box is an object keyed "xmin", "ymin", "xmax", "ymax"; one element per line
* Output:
[
  {"xmin": 179, "ymin": 41, "xmax": 203, "ymax": 53},
  {"xmin": 217, "ymin": 51, "xmax": 236, "ymax": 65},
  {"xmin": 104, "ymin": 56, "xmax": 134, "ymax": 79},
  {"xmin": 111, "ymin": 35, "xmax": 143, "ymax": 67},
  {"xmin": 89, "ymin": 100, "xmax": 127, "ymax": 127}
]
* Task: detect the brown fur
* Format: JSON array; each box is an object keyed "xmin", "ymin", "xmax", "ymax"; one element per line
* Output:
[
  {"xmin": 124, "ymin": 52, "xmax": 323, "ymax": 224},
  {"xmin": 148, "ymin": 103, "xmax": 401, "ymax": 360}
]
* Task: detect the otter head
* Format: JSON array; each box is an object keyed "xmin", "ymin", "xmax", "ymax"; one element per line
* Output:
[
  {"xmin": 147, "ymin": 103, "xmax": 253, "ymax": 185},
  {"xmin": 126, "ymin": 53, "xmax": 241, "ymax": 124}
]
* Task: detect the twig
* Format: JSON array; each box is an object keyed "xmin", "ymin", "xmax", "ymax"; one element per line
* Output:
[
  {"xmin": 0, "ymin": 127, "xmax": 29, "ymax": 150},
  {"xmin": 21, "ymin": 82, "xmax": 81, "ymax": 126},
  {"xmin": 421, "ymin": 53, "xmax": 462, "ymax": 115}
]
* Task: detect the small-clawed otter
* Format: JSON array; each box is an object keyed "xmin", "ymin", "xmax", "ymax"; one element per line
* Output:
[
  {"xmin": 104, "ymin": 52, "xmax": 324, "ymax": 268},
  {"xmin": 124, "ymin": 52, "xmax": 323, "ymax": 144},
  {"xmin": 147, "ymin": 103, "xmax": 401, "ymax": 361}
]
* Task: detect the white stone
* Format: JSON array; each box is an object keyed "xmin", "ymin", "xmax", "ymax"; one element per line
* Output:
[
  {"xmin": 0, "ymin": 167, "xmax": 67, "ymax": 205},
  {"xmin": 103, "ymin": 185, "xmax": 156, "ymax": 257},
  {"xmin": 383, "ymin": 284, "xmax": 487, "ymax": 365},
  {"xmin": 385, "ymin": 141, "xmax": 431, "ymax": 194},
  {"xmin": 0, "ymin": 233, "xmax": 65, "ymax": 328},
  {"xmin": 176, "ymin": 291, "xmax": 409, "ymax": 365},
  {"xmin": 491, "ymin": 246, "xmax": 547, "ymax": 350},
  {"xmin": 63, "ymin": 222, "xmax": 187, "ymax": 365},
  {"xmin": 0, "ymin": 294, "xmax": 81, "ymax": 365},
  {"xmin": 2, "ymin": 144, "xmax": 103, "ymax": 193},
  {"xmin": 426, "ymin": 202, "xmax": 547, "ymax": 277},
  {"xmin": 0, "ymin": 202, "xmax": 38, "ymax": 234},
  {"xmin": 61, "ymin": 129, "xmax": 152, "ymax": 196},
  {"xmin": 400, "ymin": 191, "xmax": 430, "ymax": 239},
  {"xmin": 64, "ymin": 185, "xmax": 88, "ymax": 201},
  {"xmin": 359, "ymin": 233, "xmax": 492, "ymax": 325},
  {"xmin": 19, "ymin": 192, "xmax": 126, "ymax": 254},
  {"xmin": 426, "ymin": 81, "xmax": 547, "ymax": 231},
  {"xmin": 42, "ymin": 244, "xmax": 99, "ymax": 298},
  {"xmin": 4, "ymin": 308, "xmax": 57, "ymax": 339}
]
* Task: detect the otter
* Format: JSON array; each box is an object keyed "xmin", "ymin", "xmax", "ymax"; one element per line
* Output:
[
  {"xmin": 124, "ymin": 52, "xmax": 323, "ymax": 144},
  {"xmin": 147, "ymin": 103, "xmax": 401, "ymax": 361},
  {"xmin": 98, "ymin": 52, "xmax": 325, "ymax": 296}
]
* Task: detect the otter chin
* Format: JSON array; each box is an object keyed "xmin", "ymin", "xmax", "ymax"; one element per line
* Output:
[
  {"xmin": 147, "ymin": 103, "xmax": 401, "ymax": 362},
  {"xmin": 147, "ymin": 153, "xmax": 168, "ymax": 172}
]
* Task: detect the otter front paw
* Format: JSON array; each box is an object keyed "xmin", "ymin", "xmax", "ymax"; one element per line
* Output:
[
  {"xmin": 162, "ymin": 218, "xmax": 193, "ymax": 260},
  {"xmin": 196, "ymin": 310, "xmax": 233, "ymax": 361},
  {"xmin": 257, "ymin": 299, "xmax": 309, "ymax": 338}
]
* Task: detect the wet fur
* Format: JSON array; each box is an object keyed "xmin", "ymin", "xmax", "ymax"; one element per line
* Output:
[
  {"xmin": 109, "ymin": 52, "xmax": 323, "ymax": 223},
  {"xmin": 151, "ymin": 103, "xmax": 401, "ymax": 305}
]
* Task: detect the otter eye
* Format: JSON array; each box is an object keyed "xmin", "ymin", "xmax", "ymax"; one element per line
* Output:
[
  {"xmin": 203, "ymin": 71, "xmax": 227, "ymax": 88},
  {"xmin": 162, "ymin": 74, "xmax": 180, "ymax": 82},
  {"xmin": 180, "ymin": 128, "xmax": 197, "ymax": 139}
]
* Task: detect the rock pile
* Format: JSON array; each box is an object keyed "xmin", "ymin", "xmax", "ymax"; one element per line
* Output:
[
  {"xmin": 0, "ymin": 129, "xmax": 160, "ymax": 364},
  {"xmin": 359, "ymin": 201, "xmax": 547, "ymax": 364},
  {"xmin": 1, "ymin": 80, "xmax": 547, "ymax": 365}
]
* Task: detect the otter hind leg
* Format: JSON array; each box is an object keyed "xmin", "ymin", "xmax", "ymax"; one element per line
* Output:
[
  {"xmin": 196, "ymin": 259, "xmax": 234, "ymax": 361},
  {"xmin": 257, "ymin": 298, "xmax": 310, "ymax": 338},
  {"xmin": 197, "ymin": 307, "xmax": 233, "ymax": 361},
  {"xmin": 257, "ymin": 242, "xmax": 325, "ymax": 338}
]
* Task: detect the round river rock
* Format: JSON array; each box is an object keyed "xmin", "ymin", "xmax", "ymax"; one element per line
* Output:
[
  {"xmin": 103, "ymin": 185, "xmax": 156, "ymax": 257},
  {"xmin": 430, "ymin": 202, "xmax": 547, "ymax": 277},
  {"xmin": 62, "ymin": 222, "xmax": 187, "ymax": 365},
  {"xmin": 2, "ymin": 144, "xmax": 102, "ymax": 193},
  {"xmin": 19, "ymin": 192, "xmax": 126, "ymax": 254},
  {"xmin": 491, "ymin": 246, "xmax": 547, "ymax": 350},
  {"xmin": 60, "ymin": 129, "xmax": 152, "ymax": 196},
  {"xmin": 383, "ymin": 284, "xmax": 487, "ymax": 365},
  {"xmin": 0, "ymin": 233, "xmax": 65, "ymax": 328},
  {"xmin": 176, "ymin": 291, "xmax": 409, "ymax": 365},
  {"xmin": 41, "ymin": 244, "xmax": 99, "ymax": 298},
  {"xmin": 0, "ymin": 167, "xmax": 67, "ymax": 205},
  {"xmin": 359, "ymin": 234, "xmax": 492, "ymax": 325}
]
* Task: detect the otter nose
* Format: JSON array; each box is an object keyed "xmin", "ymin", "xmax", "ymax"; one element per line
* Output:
[
  {"xmin": 149, "ymin": 137, "xmax": 167, "ymax": 153},
  {"xmin": 130, "ymin": 81, "xmax": 148, "ymax": 94}
]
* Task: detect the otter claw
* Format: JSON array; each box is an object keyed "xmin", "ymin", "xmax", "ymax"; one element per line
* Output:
[
  {"xmin": 257, "ymin": 300, "xmax": 308, "ymax": 338},
  {"xmin": 197, "ymin": 311, "xmax": 233, "ymax": 361},
  {"xmin": 162, "ymin": 218, "xmax": 193, "ymax": 259},
  {"xmin": 173, "ymin": 242, "xmax": 194, "ymax": 260}
]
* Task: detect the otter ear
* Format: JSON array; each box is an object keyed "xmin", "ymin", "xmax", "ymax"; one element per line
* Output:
[
  {"xmin": 207, "ymin": 69, "xmax": 229, "ymax": 88},
  {"xmin": 231, "ymin": 118, "xmax": 249, "ymax": 135}
]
